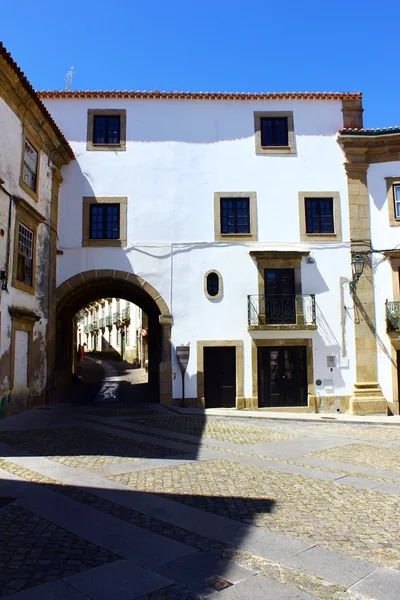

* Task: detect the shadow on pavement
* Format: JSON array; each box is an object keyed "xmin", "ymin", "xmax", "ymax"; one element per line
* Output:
[{"xmin": 0, "ymin": 357, "xmax": 278, "ymax": 599}]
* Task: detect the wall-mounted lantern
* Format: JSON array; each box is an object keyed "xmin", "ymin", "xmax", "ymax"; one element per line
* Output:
[{"xmin": 349, "ymin": 254, "xmax": 365, "ymax": 294}]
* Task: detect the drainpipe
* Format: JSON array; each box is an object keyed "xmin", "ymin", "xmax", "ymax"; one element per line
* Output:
[{"xmin": 0, "ymin": 182, "xmax": 13, "ymax": 291}]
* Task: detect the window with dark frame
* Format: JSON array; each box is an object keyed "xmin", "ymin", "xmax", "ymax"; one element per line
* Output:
[
  {"xmin": 260, "ymin": 117, "xmax": 289, "ymax": 147},
  {"xmin": 23, "ymin": 140, "xmax": 38, "ymax": 192},
  {"xmin": 93, "ymin": 115, "xmax": 121, "ymax": 145},
  {"xmin": 89, "ymin": 204, "xmax": 120, "ymax": 240},
  {"xmin": 206, "ymin": 272, "xmax": 219, "ymax": 297},
  {"xmin": 305, "ymin": 197, "xmax": 334, "ymax": 234},
  {"xmin": 220, "ymin": 198, "xmax": 250, "ymax": 234},
  {"xmin": 17, "ymin": 223, "xmax": 34, "ymax": 285},
  {"xmin": 394, "ymin": 185, "xmax": 400, "ymax": 220}
]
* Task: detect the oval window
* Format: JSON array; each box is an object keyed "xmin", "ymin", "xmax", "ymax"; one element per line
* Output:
[{"xmin": 206, "ymin": 272, "xmax": 219, "ymax": 297}]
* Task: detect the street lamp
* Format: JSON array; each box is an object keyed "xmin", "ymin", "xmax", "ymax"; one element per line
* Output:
[{"xmin": 349, "ymin": 254, "xmax": 365, "ymax": 294}]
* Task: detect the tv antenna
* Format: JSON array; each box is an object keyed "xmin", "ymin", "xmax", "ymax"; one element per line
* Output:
[{"xmin": 65, "ymin": 66, "xmax": 74, "ymax": 91}]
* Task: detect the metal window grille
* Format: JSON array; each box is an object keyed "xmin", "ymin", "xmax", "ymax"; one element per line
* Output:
[
  {"xmin": 93, "ymin": 116, "xmax": 120, "ymax": 144},
  {"xmin": 394, "ymin": 185, "xmax": 400, "ymax": 219},
  {"xmin": 305, "ymin": 198, "xmax": 334, "ymax": 233},
  {"xmin": 221, "ymin": 198, "xmax": 250, "ymax": 234},
  {"xmin": 17, "ymin": 223, "xmax": 34, "ymax": 285},
  {"xmin": 89, "ymin": 204, "xmax": 120, "ymax": 239},
  {"xmin": 207, "ymin": 272, "xmax": 219, "ymax": 296},
  {"xmin": 23, "ymin": 141, "xmax": 38, "ymax": 191},
  {"xmin": 260, "ymin": 117, "xmax": 288, "ymax": 147}
]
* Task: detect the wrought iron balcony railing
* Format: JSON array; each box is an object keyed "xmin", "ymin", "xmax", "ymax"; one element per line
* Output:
[
  {"xmin": 113, "ymin": 312, "xmax": 120, "ymax": 324},
  {"xmin": 92, "ymin": 320, "xmax": 98, "ymax": 330},
  {"xmin": 386, "ymin": 300, "xmax": 400, "ymax": 331},
  {"xmin": 98, "ymin": 318, "xmax": 105, "ymax": 329},
  {"xmin": 88, "ymin": 323, "xmax": 94, "ymax": 332},
  {"xmin": 105, "ymin": 315, "xmax": 112, "ymax": 327},
  {"xmin": 248, "ymin": 294, "xmax": 316, "ymax": 328},
  {"xmin": 84, "ymin": 324, "xmax": 89, "ymax": 333},
  {"xmin": 122, "ymin": 306, "xmax": 130, "ymax": 320}
]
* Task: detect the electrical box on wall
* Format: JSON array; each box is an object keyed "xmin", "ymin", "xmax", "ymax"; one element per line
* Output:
[
  {"xmin": 327, "ymin": 356, "xmax": 336, "ymax": 368},
  {"xmin": 340, "ymin": 357, "xmax": 349, "ymax": 368}
]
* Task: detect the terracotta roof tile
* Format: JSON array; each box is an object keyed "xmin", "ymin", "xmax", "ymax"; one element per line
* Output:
[
  {"xmin": 38, "ymin": 90, "xmax": 362, "ymax": 101},
  {"xmin": 340, "ymin": 127, "xmax": 400, "ymax": 136},
  {"xmin": 0, "ymin": 42, "xmax": 74, "ymax": 161}
]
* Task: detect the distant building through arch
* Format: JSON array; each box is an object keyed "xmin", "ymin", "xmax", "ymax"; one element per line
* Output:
[{"xmin": 53, "ymin": 270, "xmax": 172, "ymax": 405}]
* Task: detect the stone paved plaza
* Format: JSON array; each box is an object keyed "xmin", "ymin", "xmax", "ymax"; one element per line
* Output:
[{"xmin": 1, "ymin": 386, "xmax": 400, "ymax": 598}]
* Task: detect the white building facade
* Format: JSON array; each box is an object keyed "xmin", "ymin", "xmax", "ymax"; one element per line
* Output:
[
  {"xmin": 40, "ymin": 90, "xmax": 398, "ymax": 415},
  {"xmin": 76, "ymin": 298, "xmax": 145, "ymax": 365}
]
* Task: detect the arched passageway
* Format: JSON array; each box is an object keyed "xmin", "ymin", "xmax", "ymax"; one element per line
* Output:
[{"xmin": 53, "ymin": 270, "xmax": 172, "ymax": 404}]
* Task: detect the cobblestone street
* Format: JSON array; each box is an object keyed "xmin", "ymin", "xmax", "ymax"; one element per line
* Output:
[{"xmin": 1, "ymin": 365, "xmax": 400, "ymax": 598}]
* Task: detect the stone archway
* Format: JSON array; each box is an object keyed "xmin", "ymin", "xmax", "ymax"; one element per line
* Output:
[{"xmin": 52, "ymin": 269, "xmax": 172, "ymax": 405}]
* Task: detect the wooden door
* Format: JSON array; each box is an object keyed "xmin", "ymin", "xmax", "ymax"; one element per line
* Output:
[
  {"xmin": 264, "ymin": 269, "xmax": 296, "ymax": 324},
  {"xmin": 204, "ymin": 347, "xmax": 236, "ymax": 408},
  {"xmin": 258, "ymin": 346, "xmax": 307, "ymax": 407}
]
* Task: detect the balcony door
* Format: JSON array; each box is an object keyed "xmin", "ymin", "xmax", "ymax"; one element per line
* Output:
[
  {"xmin": 264, "ymin": 268, "xmax": 296, "ymax": 324},
  {"xmin": 258, "ymin": 346, "xmax": 308, "ymax": 407}
]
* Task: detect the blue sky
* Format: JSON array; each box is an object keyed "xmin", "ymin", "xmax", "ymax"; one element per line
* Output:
[{"xmin": 2, "ymin": 0, "xmax": 399, "ymax": 128}]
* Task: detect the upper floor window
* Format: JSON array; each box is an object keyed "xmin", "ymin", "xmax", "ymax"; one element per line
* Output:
[
  {"xmin": 254, "ymin": 111, "xmax": 296, "ymax": 155},
  {"xmin": 23, "ymin": 140, "xmax": 38, "ymax": 192},
  {"xmin": 93, "ymin": 115, "xmax": 120, "ymax": 145},
  {"xmin": 83, "ymin": 197, "xmax": 127, "ymax": 247},
  {"xmin": 204, "ymin": 270, "xmax": 223, "ymax": 300},
  {"xmin": 214, "ymin": 192, "xmax": 257, "ymax": 242},
  {"xmin": 298, "ymin": 191, "xmax": 342, "ymax": 242},
  {"xmin": 86, "ymin": 109, "xmax": 127, "ymax": 151},
  {"xmin": 305, "ymin": 197, "xmax": 334, "ymax": 234},
  {"xmin": 89, "ymin": 204, "xmax": 120, "ymax": 240},
  {"xmin": 394, "ymin": 185, "xmax": 400, "ymax": 220},
  {"xmin": 260, "ymin": 117, "xmax": 288, "ymax": 147},
  {"xmin": 17, "ymin": 223, "xmax": 34, "ymax": 286},
  {"xmin": 385, "ymin": 178, "xmax": 400, "ymax": 227},
  {"xmin": 221, "ymin": 197, "xmax": 250, "ymax": 234}
]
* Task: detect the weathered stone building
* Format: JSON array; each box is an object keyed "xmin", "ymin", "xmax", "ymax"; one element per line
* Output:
[{"xmin": 0, "ymin": 43, "xmax": 74, "ymax": 416}]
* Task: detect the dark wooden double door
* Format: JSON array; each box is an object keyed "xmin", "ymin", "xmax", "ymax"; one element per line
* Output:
[
  {"xmin": 204, "ymin": 347, "xmax": 236, "ymax": 408},
  {"xmin": 258, "ymin": 346, "xmax": 308, "ymax": 407},
  {"xmin": 264, "ymin": 269, "xmax": 296, "ymax": 324}
]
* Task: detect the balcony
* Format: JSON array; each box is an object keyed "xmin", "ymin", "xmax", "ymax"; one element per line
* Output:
[
  {"xmin": 98, "ymin": 317, "xmax": 105, "ymax": 329},
  {"xmin": 84, "ymin": 324, "xmax": 89, "ymax": 333},
  {"xmin": 386, "ymin": 300, "xmax": 400, "ymax": 332},
  {"xmin": 105, "ymin": 315, "xmax": 112, "ymax": 327},
  {"xmin": 122, "ymin": 306, "xmax": 130, "ymax": 321},
  {"xmin": 92, "ymin": 320, "xmax": 98, "ymax": 331},
  {"xmin": 88, "ymin": 323, "xmax": 94, "ymax": 333},
  {"xmin": 113, "ymin": 312, "xmax": 120, "ymax": 324},
  {"xmin": 248, "ymin": 294, "xmax": 316, "ymax": 330}
]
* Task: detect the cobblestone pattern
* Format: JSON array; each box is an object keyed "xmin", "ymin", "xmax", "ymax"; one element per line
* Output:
[
  {"xmin": 110, "ymin": 458, "xmax": 400, "ymax": 569},
  {"xmin": 0, "ymin": 427, "xmax": 185, "ymax": 469},
  {"xmin": 0, "ymin": 503, "xmax": 118, "ymax": 598},
  {"xmin": 299, "ymin": 424, "xmax": 400, "ymax": 442},
  {"xmin": 125, "ymin": 416, "xmax": 293, "ymax": 444},
  {"xmin": 79, "ymin": 418, "xmax": 400, "ymax": 485},
  {"xmin": 0, "ymin": 459, "xmax": 365, "ymax": 600},
  {"xmin": 305, "ymin": 443, "xmax": 400, "ymax": 473}
]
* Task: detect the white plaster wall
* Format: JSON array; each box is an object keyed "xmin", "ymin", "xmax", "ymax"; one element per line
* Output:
[
  {"xmin": 44, "ymin": 97, "xmax": 356, "ymax": 403},
  {"xmin": 0, "ymin": 96, "xmax": 53, "ymax": 398},
  {"xmin": 367, "ymin": 162, "xmax": 400, "ymax": 403}
]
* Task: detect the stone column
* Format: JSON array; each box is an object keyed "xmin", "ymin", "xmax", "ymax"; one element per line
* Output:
[
  {"xmin": 345, "ymin": 161, "xmax": 387, "ymax": 415},
  {"xmin": 159, "ymin": 314, "xmax": 173, "ymax": 405}
]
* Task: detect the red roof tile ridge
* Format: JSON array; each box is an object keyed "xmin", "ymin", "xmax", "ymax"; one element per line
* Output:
[{"xmin": 37, "ymin": 90, "xmax": 362, "ymax": 101}]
